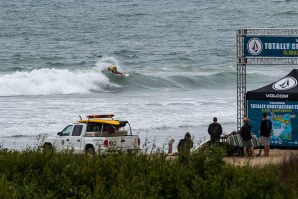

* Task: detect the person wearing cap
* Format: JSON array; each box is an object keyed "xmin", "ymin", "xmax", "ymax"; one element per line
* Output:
[
  {"xmin": 177, "ymin": 132, "xmax": 193, "ymax": 155},
  {"xmin": 208, "ymin": 117, "xmax": 223, "ymax": 144},
  {"xmin": 240, "ymin": 117, "xmax": 255, "ymax": 158}
]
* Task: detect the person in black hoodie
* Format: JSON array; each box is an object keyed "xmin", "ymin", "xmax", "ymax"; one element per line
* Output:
[
  {"xmin": 208, "ymin": 117, "xmax": 223, "ymax": 144},
  {"xmin": 240, "ymin": 117, "xmax": 255, "ymax": 158}
]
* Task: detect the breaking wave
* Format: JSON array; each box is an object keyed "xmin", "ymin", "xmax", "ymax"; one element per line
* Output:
[{"xmin": 0, "ymin": 56, "xmax": 289, "ymax": 96}]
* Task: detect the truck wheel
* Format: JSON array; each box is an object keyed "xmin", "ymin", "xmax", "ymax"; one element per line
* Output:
[
  {"xmin": 43, "ymin": 143, "xmax": 52, "ymax": 151},
  {"xmin": 85, "ymin": 146, "xmax": 95, "ymax": 155}
]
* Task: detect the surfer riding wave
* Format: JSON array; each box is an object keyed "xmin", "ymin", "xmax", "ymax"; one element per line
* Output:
[{"xmin": 107, "ymin": 65, "xmax": 128, "ymax": 77}]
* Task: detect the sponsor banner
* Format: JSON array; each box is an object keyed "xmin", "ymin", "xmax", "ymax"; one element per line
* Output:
[
  {"xmin": 248, "ymin": 100, "xmax": 298, "ymax": 148},
  {"xmin": 244, "ymin": 36, "xmax": 298, "ymax": 57}
]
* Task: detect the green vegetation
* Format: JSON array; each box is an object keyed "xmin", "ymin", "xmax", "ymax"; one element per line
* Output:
[{"xmin": 0, "ymin": 147, "xmax": 297, "ymax": 199}]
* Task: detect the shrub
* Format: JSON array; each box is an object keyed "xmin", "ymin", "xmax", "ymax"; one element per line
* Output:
[{"xmin": 0, "ymin": 148, "xmax": 297, "ymax": 198}]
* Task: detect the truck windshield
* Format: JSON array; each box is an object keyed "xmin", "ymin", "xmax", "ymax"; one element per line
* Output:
[{"xmin": 61, "ymin": 125, "xmax": 73, "ymax": 136}]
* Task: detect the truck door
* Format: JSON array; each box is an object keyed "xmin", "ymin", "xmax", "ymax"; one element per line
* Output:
[
  {"xmin": 67, "ymin": 124, "xmax": 83, "ymax": 153},
  {"xmin": 57, "ymin": 125, "xmax": 73, "ymax": 151}
]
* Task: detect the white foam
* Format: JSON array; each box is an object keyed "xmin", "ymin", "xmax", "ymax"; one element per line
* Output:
[
  {"xmin": 95, "ymin": 57, "xmax": 125, "ymax": 72},
  {"xmin": 0, "ymin": 68, "xmax": 113, "ymax": 96}
]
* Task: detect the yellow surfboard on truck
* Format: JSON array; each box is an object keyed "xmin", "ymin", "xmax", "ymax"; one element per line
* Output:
[{"xmin": 78, "ymin": 119, "xmax": 120, "ymax": 126}]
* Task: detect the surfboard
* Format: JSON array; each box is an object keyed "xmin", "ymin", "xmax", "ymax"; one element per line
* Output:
[
  {"xmin": 78, "ymin": 119, "xmax": 120, "ymax": 125},
  {"xmin": 103, "ymin": 70, "xmax": 129, "ymax": 78},
  {"xmin": 112, "ymin": 72, "xmax": 129, "ymax": 78}
]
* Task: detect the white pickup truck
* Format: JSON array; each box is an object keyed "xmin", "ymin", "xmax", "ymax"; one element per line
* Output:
[{"xmin": 43, "ymin": 114, "xmax": 140, "ymax": 154}]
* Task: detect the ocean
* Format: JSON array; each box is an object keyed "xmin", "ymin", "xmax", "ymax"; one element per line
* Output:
[{"xmin": 1, "ymin": 0, "xmax": 298, "ymax": 151}]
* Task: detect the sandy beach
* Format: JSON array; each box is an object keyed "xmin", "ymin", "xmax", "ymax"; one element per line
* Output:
[
  {"xmin": 166, "ymin": 148, "xmax": 298, "ymax": 167},
  {"xmin": 224, "ymin": 149, "xmax": 298, "ymax": 166}
]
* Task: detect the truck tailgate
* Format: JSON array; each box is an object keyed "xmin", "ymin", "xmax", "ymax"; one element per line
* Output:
[{"xmin": 107, "ymin": 135, "xmax": 139, "ymax": 151}]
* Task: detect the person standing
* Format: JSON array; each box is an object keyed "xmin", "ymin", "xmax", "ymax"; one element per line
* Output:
[
  {"xmin": 240, "ymin": 117, "xmax": 255, "ymax": 158},
  {"xmin": 208, "ymin": 117, "xmax": 223, "ymax": 144},
  {"xmin": 260, "ymin": 113, "xmax": 272, "ymax": 157},
  {"xmin": 177, "ymin": 132, "xmax": 193, "ymax": 155}
]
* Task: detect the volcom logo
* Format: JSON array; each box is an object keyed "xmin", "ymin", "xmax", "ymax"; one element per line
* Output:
[
  {"xmin": 266, "ymin": 94, "xmax": 289, "ymax": 98},
  {"xmin": 247, "ymin": 38, "xmax": 263, "ymax": 55},
  {"xmin": 272, "ymin": 76, "xmax": 297, "ymax": 90}
]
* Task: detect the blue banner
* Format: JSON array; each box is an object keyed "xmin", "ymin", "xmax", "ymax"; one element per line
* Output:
[
  {"xmin": 244, "ymin": 36, "xmax": 298, "ymax": 57},
  {"xmin": 247, "ymin": 100, "xmax": 298, "ymax": 148}
]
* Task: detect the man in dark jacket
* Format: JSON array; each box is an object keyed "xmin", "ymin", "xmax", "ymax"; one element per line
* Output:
[
  {"xmin": 260, "ymin": 113, "xmax": 272, "ymax": 157},
  {"xmin": 208, "ymin": 117, "xmax": 223, "ymax": 144},
  {"xmin": 240, "ymin": 117, "xmax": 255, "ymax": 158}
]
